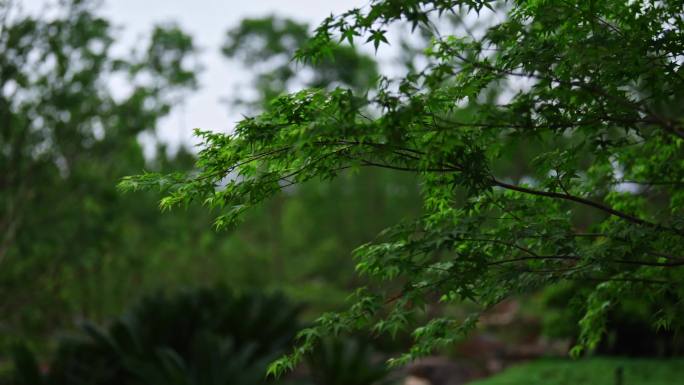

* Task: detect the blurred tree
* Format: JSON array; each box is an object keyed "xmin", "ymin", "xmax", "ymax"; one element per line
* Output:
[
  {"xmin": 0, "ymin": 0, "xmax": 201, "ymax": 352},
  {"xmin": 222, "ymin": 15, "xmax": 379, "ymax": 111},
  {"xmin": 121, "ymin": 0, "xmax": 684, "ymax": 373}
]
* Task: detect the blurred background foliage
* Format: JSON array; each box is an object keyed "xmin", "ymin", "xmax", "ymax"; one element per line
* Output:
[
  {"xmin": 0, "ymin": 0, "xmax": 420, "ymax": 371},
  {"xmin": 0, "ymin": 0, "xmax": 681, "ymax": 384}
]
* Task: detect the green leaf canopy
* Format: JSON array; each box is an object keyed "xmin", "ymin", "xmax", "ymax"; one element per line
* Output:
[{"xmin": 122, "ymin": 0, "xmax": 684, "ymax": 373}]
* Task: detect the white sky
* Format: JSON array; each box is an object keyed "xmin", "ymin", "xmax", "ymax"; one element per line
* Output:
[{"xmin": 20, "ymin": 0, "xmax": 370, "ymax": 154}]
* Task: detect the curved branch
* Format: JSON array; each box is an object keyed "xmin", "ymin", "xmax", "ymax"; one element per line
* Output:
[{"xmin": 491, "ymin": 178, "xmax": 684, "ymax": 237}]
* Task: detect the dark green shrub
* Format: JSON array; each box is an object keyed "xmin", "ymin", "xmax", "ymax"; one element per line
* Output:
[
  {"xmin": 306, "ymin": 338, "xmax": 389, "ymax": 385},
  {"xmin": 13, "ymin": 286, "xmax": 301, "ymax": 385}
]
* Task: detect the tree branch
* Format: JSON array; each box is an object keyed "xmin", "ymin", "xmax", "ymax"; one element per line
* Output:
[{"xmin": 490, "ymin": 178, "xmax": 684, "ymax": 236}]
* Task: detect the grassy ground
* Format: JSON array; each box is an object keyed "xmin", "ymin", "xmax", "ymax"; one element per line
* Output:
[{"xmin": 468, "ymin": 357, "xmax": 684, "ymax": 385}]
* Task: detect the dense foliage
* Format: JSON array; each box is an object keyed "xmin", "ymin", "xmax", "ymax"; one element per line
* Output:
[{"xmin": 121, "ymin": 0, "xmax": 684, "ymax": 374}]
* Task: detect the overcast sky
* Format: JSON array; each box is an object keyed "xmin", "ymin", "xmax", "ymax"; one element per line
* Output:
[{"xmin": 22, "ymin": 0, "xmax": 370, "ymax": 154}]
